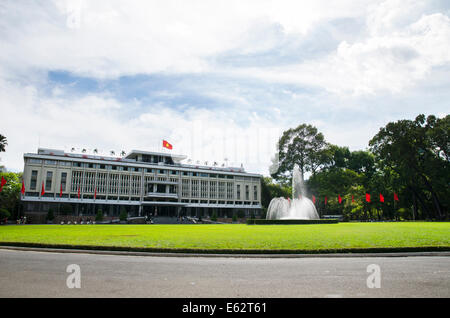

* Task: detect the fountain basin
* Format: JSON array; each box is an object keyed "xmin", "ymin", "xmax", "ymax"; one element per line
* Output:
[{"xmin": 247, "ymin": 219, "xmax": 339, "ymax": 225}]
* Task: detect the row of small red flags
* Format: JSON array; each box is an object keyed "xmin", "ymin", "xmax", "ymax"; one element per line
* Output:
[
  {"xmin": 291, "ymin": 192, "xmax": 400, "ymax": 204},
  {"xmin": 1, "ymin": 178, "xmax": 84, "ymax": 199}
]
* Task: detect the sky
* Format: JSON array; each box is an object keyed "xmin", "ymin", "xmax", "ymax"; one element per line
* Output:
[{"xmin": 1, "ymin": 0, "xmax": 449, "ymax": 175}]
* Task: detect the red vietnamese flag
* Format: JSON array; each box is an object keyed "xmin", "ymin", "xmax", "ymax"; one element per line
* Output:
[
  {"xmin": 41, "ymin": 182, "xmax": 45, "ymax": 196},
  {"xmin": 21, "ymin": 180, "xmax": 25, "ymax": 195},
  {"xmin": 325, "ymin": 196, "xmax": 327, "ymax": 205},
  {"xmin": 94, "ymin": 188, "xmax": 97, "ymax": 199},
  {"xmin": 77, "ymin": 187, "xmax": 80, "ymax": 199},
  {"xmin": 312, "ymin": 195, "xmax": 316, "ymax": 204},
  {"xmin": 60, "ymin": 184, "xmax": 63, "ymax": 197},
  {"xmin": 338, "ymin": 194, "xmax": 342, "ymax": 204},
  {"xmin": 365, "ymin": 193, "xmax": 371, "ymax": 203},
  {"xmin": 394, "ymin": 192, "xmax": 399, "ymax": 201},
  {"xmin": 0, "ymin": 176, "xmax": 6, "ymax": 192},
  {"xmin": 162, "ymin": 140, "xmax": 173, "ymax": 150},
  {"xmin": 380, "ymin": 193, "xmax": 385, "ymax": 203}
]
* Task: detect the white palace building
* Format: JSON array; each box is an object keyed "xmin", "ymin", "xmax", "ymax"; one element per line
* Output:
[{"xmin": 21, "ymin": 148, "xmax": 262, "ymax": 220}]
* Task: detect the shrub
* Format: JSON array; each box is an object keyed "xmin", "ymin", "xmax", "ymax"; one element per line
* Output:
[
  {"xmin": 237, "ymin": 210, "xmax": 245, "ymax": 218},
  {"xmin": 232, "ymin": 214, "xmax": 237, "ymax": 222},
  {"xmin": 60, "ymin": 204, "xmax": 73, "ymax": 216},
  {"xmin": 0, "ymin": 208, "xmax": 11, "ymax": 219},
  {"xmin": 96, "ymin": 210, "xmax": 104, "ymax": 222},
  {"xmin": 119, "ymin": 207, "xmax": 128, "ymax": 222},
  {"xmin": 47, "ymin": 208, "xmax": 54, "ymax": 221},
  {"xmin": 211, "ymin": 211, "xmax": 218, "ymax": 222}
]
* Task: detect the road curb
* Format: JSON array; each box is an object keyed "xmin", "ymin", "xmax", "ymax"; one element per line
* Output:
[{"xmin": 1, "ymin": 246, "xmax": 450, "ymax": 258}]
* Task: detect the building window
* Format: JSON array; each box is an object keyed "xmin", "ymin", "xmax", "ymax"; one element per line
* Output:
[
  {"xmin": 45, "ymin": 171, "xmax": 53, "ymax": 191},
  {"xmin": 29, "ymin": 159, "xmax": 42, "ymax": 164},
  {"xmin": 44, "ymin": 160, "xmax": 57, "ymax": 165},
  {"xmin": 245, "ymin": 185, "xmax": 249, "ymax": 200},
  {"xmin": 61, "ymin": 172, "xmax": 67, "ymax": 192},
  {"xmin": 236, "ymin": 184, "xmax": 241, "ymax": 200},
  {"xmin": 30, "ymin": 170, "xmax": 38, "ymax": 190},
  {"xmin": 254, "ymin": 185, "xmax": 258, "ymax": 201}
]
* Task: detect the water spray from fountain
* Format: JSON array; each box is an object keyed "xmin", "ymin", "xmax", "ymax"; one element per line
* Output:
[{"xmin": 266, "ymin": 164, "xmax": 319, "ymax": 220}]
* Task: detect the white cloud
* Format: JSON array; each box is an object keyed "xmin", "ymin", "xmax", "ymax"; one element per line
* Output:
[
  {"xmin": 0, "ymin": 0, "xmax": 449, "ymax": 176},
  {"xmin": 226, "ymin": 10, "xmax": 450, "ymax": 96},
  {"xmin": 0, "ymin": 77, "xmax": 281, "ymax": 174},
  {"xmin": 0, "ymin": 0, "xmax": 374, "ymax": 79}
]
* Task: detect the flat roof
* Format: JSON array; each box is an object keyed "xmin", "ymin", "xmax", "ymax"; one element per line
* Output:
[
  {"xmin": 25, "ymin": 148, "xmax": 261, "ymax": 177},
  {"xmin": 125, "ymin": 149, "xmax": 187, "ymax": 163}
]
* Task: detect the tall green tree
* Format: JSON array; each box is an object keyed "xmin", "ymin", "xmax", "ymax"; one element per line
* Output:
[
  {"xmin": 272, "ymin": 124, "xmax": 328, "ymax": 182},
  {"xmin": 369, "ymin": 114, "xmax": 449, "ymax": 220},
  {"xmin": 260, "ymin": 177, "xmax": 291, "ymax": 209},
  {"xmin": 0, "ymin": 134, "xmax": 7, "ymax": 152},
  {"xmin": 0, "ymin": 172, "xmax": 22, "ymax": 219}
]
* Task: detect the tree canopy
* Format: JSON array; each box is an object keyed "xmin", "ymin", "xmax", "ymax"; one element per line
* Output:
[{"xmin": 262, "ymin": 114, "xmax": 449, "ymax": 221}]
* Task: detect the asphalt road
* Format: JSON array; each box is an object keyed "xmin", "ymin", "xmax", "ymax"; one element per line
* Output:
[{"xmin": 0, "ymin": 249, "xmax": 449, "ymax": 298}]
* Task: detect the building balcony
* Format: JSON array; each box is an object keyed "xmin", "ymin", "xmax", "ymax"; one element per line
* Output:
[{"xmin": 145, "ymin": 192, "xmax": 179, "ymax": 199}]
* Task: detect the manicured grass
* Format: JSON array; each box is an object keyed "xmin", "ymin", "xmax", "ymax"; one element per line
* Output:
[{"xmin": 0, "ymin": 222, "xmax": 449, "ymax": 253}]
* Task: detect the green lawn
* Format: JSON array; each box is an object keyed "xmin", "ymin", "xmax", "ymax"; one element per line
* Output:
[{"xmin": 0, "ymin": 222, "xmax": 449, "ymax": 253}]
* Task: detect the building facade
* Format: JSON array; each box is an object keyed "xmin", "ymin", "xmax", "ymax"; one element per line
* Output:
[{"xmin": 21, "ymin": 148, "xmax": 262, "ymax": 219}]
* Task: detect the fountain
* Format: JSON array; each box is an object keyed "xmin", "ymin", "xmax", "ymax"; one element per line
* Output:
[{"xmin": 266, "ymin": 164, "xmax": 319, "ymax": 220}]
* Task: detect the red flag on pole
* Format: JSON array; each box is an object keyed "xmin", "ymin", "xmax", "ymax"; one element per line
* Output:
[
  {"xmin": 380, "ymin": 193, "xmax": 385, "ymax": 203},
  {"xmin": 41, "ymin": 182, "xmax": 45, "ymax": 196},
  {"xmin": 312, "ymin": 195, "xmax": 316, "ymax": 204},
  {"xmin": 365, "ymin": 193, "xmax": 370, "ymax": 203},
  {"xmin": 77, "ymin": 187, "xmax": 80, "ymax": 199},
  {"xmin": 21, "ymin": 180, "xmax": 25, "ymax": 195},
  {"xmin": 325, "ymin": 196, "xmax": 327, "ymax": 205},
  {"xmin": 162, "ymin": 140, "xmax": 173, "ymax": 150},
  {"xmin": 94, "ymin": 188, "xmax": 97, "ymax": 199},
  {"xmin": 60, "ymin": 184, "xmax": 63, "ymax": 197},
  {"xmin": 394, "ymin": 192, "xmax": 399, "ymax": 201},
  {"xmin": 338, "ymin": 194, "xmax": 342, "ymax": 204},
  {"xmin": 0, "ymin": 176, "xmax": 6, "ymax": 192}
]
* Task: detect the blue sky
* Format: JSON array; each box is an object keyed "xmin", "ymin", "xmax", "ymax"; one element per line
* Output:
[{"xmin": 0, "ymin": 0, "xmax": 449, "ymax": 175}]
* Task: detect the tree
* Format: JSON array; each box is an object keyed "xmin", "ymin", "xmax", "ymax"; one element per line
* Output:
[
  {"xmin": 119, "ymin": 207, "xmax": 128, "ymax": 221},
  {"xmin": 60, "ymin": 204, "xmax": 73, "ymax": 215},
  {"xmin": 0, "ymin": 172, "xmax": 22, "ymax": 219},
  {"xmin": 96, "ymin": 209, "xmax": 104, "ymax": 221},
  {"xmin": 369, "ymin": 114, "xmax": 449, "ymax": 220},
  {"xmin": 47, "ymin": 208, "xmax": 55, "ymax": 222},
  {"xmin": 0, "ymin": 208, "xmax": 10, "ymax": 219},
  {"xmin": 308, "ymin": 168, "xmax": 364, "ymax": 216},
  {"xmin": 211, "ymin": 210, "xmax": 218, "ymax": 221},
  {"xmin": 272, "ymin": 124, "xmax": 328, "ymax": 182},
  {"xmin": 0, "ymin": 134, "xmax": 7, "ymax": 152},
  {"xmin": 260, "ymin": 177, "xmax": 291, "ymax": 209}
]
